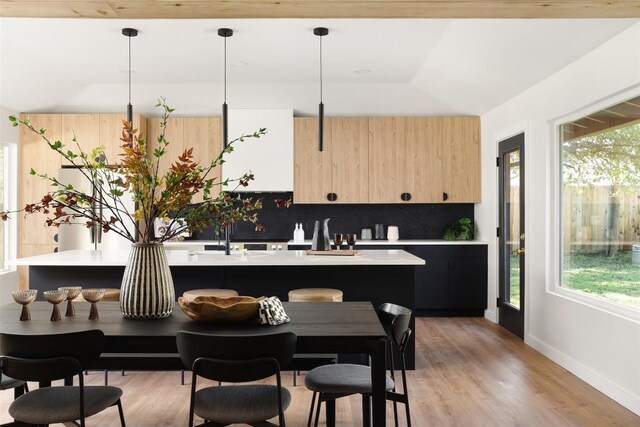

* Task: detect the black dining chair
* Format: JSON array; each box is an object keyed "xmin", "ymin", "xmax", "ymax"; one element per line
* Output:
[
  {"xmin": 0, "ymin": 329, "xmax": 126, "ymax": 427},
  {"xmin": 177, "ymin": 330, "xmax": 297, "ymax": 427},
  {"xmin": 304, "ymin": 302, "xmax": 413, "ymax": 427},
  {"xmin": 0, "ymin": 373, "xmax": 27, "ymax": 399}
]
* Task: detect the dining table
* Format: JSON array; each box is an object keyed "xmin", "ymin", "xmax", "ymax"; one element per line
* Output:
[{"xmin": 0, "ymin": 300, "xmax": 389, "ymax": 427}]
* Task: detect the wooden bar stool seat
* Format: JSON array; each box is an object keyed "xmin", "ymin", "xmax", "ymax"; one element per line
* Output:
[
  {"xmin": 288, "ymin": 288, "xmax": 343, "ymax": 303},
  {"xmin": 182, "ymin": 288, "xmax": 239, "ymax": 302}
]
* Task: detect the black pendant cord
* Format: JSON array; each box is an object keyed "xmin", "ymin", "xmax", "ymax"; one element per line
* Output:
[
  {"xmin": 223, "ymin": 34, "xmax": 228, "ymax": 149},
  {"xmin": 314, "ymin": 27, "xmax": 328, "ymax": 152},
  {"xmin": 319, "ymin": 31, "xmax": 323, "ymax": 152},
  {"xmin": 122, "ymin": 28, "xmax": 138, "ymax": 126},
  {"xmin": 127, "ymin": 33, "xmax": 133, "ymax": 124},
  {"xmin": 219, "ymin": 28, "xmax": 233, "ymax": 150}
]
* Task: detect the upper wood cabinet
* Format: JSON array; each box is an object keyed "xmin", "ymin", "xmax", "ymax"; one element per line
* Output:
[
  {"xmin": 18, "ymin": 114, "xmax": 63, "ymax": 288},
  {"xmin": 368, "ymin": 117, "xmax": 407, "ymax": 203},
  {"xmin": 441, "ymin": 117, "xmax": 481, "ymax": 203},
  {"xmin": 147, "ymin": 117, "xmax": 222, "ymax": 201},
  {"xmin": 99, "ymin": 114, "xmax": 147, "ymax": 164},
  {"xmin": 17, "ymin": 113, "xmax": 148, "ymax": 288},
  {"xmin": 296, "ymin": 115, "xmax": 480, "ymax": 204},
  {"xmin": 61, "ymin": 114, "xmax": 100, "ymax": 165},
  {"xmin": 331, "ymin": 117, "xmax": 369, "ymax": 203},
  {"xmin": 294, "ymin": 117, "xmax": 332, "ymax": 203},
  {"xmin": 58, "ymin": 114, "xmax": 147, "ymax": 166},
  {"xmin": 405, "ymin": 117, "xmax": 443, "ymax": 203},
  {"xmin": 294, "ymin": 117, "xmax": 368, "ymax": 203}
]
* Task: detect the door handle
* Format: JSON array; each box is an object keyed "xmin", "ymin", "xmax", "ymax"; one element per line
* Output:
[{"xmin": 512, "ymin": 248, "xmax": 525, "ymax": 255}]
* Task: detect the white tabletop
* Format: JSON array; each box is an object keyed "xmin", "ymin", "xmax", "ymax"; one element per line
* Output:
[{"xmin": 10, "ymin": 249, "xmax": 425, "ymax": 267}]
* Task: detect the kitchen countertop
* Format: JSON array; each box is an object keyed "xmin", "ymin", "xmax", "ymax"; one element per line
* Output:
[
  {"xmin": 161, "ymin": 239, "xmax": 489, "ymax": 246},
  {"xmin": 288, "ymin": 239, "xmax": 489, "ymax": 245},
  {"xmin": 10, "ymin": 249, "xmax": 425, "ymax": 267}
]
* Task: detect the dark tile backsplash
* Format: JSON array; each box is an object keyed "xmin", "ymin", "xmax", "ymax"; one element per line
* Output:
[{"xmin": 192, "ymin": 192, "xmax": 474, "ymax": 241}]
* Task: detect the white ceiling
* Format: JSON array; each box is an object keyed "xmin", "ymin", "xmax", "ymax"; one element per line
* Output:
[{"xmin": 0, "ymin": 18, "xmax": 637, "ymax": 117}]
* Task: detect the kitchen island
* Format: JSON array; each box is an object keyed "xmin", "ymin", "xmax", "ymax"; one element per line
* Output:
[{"xmin": 13, "ymin": 249, "xmax": 424, "ymax": 368}]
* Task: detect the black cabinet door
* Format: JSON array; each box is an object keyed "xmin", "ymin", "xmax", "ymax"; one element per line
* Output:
[
  {"xmin": 415, "ymin": 256, "xmax": 450, "ymax": 309},
  {"xmin": 448, "ymin": 256, "xmax": 488, "ymax": 309}
]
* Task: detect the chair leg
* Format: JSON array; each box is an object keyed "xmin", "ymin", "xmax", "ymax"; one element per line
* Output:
[
  {"xmin": 181, "ymin": 370, "xmax": 185, "ymax": 386},
  {"xmin": 13, "ymin": 384, "xmax": 24, "ymax": 399},
  {"xmin": 401, "ymin": 354, "xmax": 411, "ymax": 427},
  {"xmin": 307, "ymin": 392, "xmax": 317, "ymax": 427},
  {"xmin": 389, "ymin": 346, "xmax": 399, "ymax": 427},
  {"xmin": 362, "ymin": 394, "xmax": 371, "ymax": 427},
  {"xmin": 117, "ymin": 399, "xmax": 126, "ymax": 427},
  {"xmin": 104, "ymin": 370, "xmax": 108, "ymax": 386},
  {"xmin": 313, "ymin": 393, "xmax": 323, "ymax": 427}
]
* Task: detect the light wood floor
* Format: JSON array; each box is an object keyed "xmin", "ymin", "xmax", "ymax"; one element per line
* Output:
[{"xmin": 1, "ymin": 317, "xmax": 638, "ymax": 426}]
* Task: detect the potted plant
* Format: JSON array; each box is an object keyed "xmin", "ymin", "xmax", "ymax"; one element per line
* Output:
[
  {"xmin": 443, "ymin": 217, "xmax": 475, "ymax": 241},
  {"xmin": 2, "ymin": 98, "xmax": 276, "ymax": 319}
]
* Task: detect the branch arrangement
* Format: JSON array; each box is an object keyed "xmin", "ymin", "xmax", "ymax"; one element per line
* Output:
[{"xmin": 1, "ymin": 98, "xmax": 286, "ymax": 244}]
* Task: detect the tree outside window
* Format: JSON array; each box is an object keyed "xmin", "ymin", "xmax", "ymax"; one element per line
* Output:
[{"xmin": 560, "ymin": 96, "xmax": 640, "ymax": 309}]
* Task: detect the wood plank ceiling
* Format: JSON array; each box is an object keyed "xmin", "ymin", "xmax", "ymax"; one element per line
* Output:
[{"xmin": 1, "ymin": 1, "xmax": 640, "ymax": 19}]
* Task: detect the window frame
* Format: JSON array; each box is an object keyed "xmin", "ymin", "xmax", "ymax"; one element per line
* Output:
[
  {"xmin": 550, "ymin": 88, "xmax": 640, "ymax": 322},
  {"xmin": 0, "ymin": 142, "xmax": 17, "ymax": 275}
]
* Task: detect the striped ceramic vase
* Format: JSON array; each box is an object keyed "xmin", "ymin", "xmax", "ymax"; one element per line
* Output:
[{"xmin": 120, "ymin": 242, "xmax": 175, "ymax": 319}]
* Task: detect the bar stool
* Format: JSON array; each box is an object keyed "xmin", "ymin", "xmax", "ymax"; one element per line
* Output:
[
  {"xmin": 182, "ymin": 288, "xmax": 239, "ymax": 302},
  {"xmin": 288, "ymin": 288, "xmax": 343, "ymax": 302},
  {"xmin": 288, "ymin": 288, "xmax": 343, "ymax": 386}
]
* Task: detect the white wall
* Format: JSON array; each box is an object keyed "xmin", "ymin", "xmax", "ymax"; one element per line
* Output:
[
  {"xmin": 0, "ymin": 105, "xmax": 20, "ymax": 303},
  {"xmin": 478, "ymin": 23, "xmax": 640, "ymax": 414}
]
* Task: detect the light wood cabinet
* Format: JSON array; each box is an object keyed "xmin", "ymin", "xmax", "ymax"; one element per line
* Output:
[
  {"xmin": 331, "ymin": 117, "xmax": 369, "ymax": 203},
  {"xmin": 441, "ymin": 117, "xmax": 481, "ymax": 203},
  {"xmin": 294, "ymin": 117, "xmax": 332, "ymax": 203},
  {"xmin": 17, "ymin": 113, "xmax": 148, "ymax": 288},
  {"xmin": 18, "ymin": 114, "xmax": 63, "ymax": 288},
  {"xmin": 99, "ymin": 114, "xmax": 147, "ymax": 164},
  {"xmin": 368, "ymin": 117, "xmax": 406, "ymax": 203},
  {"xmin": 296, "ymin": 115, "xmax": 480, "ymax": 204},
  {"xmin": 60, "ymin": 114, "xmax": 147, "ymax": 166},
  {"xmin": 405, "ymin": 117, "xmax": 443, "ymax": 203},
  {"xmin": 61, "ymin": 114, "xmax": 100, "ymax": 165},
  {"xmin": 147, "ymin": 117, "xmax": 222, "ymax": 201},
  {"xmin": 294, "ymin": 117, "xmax": 368, "ymax": 203}
]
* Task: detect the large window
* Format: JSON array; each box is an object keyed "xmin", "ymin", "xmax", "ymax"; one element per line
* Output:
[{"xmin": 560, "ymin": 95, "xmax": 640, "ymax": 310}]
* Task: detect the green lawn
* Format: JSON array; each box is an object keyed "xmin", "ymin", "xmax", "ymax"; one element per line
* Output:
[
  {"xmin": 508, "ymin": 251, "xmax": 640, "ymax": 309},
  {"xmin": 563, "ymin": 251, "xmax": 640, "ymax": 309}
]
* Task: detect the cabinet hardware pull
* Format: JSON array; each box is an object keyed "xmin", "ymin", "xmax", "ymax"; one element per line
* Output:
[
  {"xmin": 401, "ymin": 193, "xmax": 412, "ymax": 202},
  {"xmin": 443, "ymin": 192, "xmax": 449, "ymax": 201},
  {"xmin": 326, "ymin": 193, "xmax": 337, "ymax": 202}
]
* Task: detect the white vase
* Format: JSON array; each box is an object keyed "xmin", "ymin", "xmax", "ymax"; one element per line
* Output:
[{"xmin": 120, "ymin": 242, "xmax": 175, "ymax": 319}]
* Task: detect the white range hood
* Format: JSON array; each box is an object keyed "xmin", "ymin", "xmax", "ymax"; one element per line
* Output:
[{"xmin": 222, "ymin": 108, "xmax": 293, "ymax": 192}]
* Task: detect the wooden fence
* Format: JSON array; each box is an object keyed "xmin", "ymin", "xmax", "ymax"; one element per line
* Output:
[{"xmin": 509, "ymin": 186, "xmax": 640, "ymax": 253}]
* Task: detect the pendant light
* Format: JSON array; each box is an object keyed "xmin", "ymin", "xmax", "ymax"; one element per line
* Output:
[
  {"xmin": 314, "ymin": 27, "xmax": 329, "ymax": 152},
  {"xmin": 219, "ymin": 28, "xmax": 233, "ymax": 149},
  {"xmin": 121, "ymin": 28, "xmax": 138, "ymax": 125}
]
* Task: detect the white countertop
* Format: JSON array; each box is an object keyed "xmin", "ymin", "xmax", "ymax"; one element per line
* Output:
[
  {"xmin": 288, "ymin": 239, "xmax": 488, "ymax": 246},
  {"xmin": 161, "ymin": 239, "xmax": 488, "ymax": 247},
  {"xmin": 10, "ymin": 249, "xmax": 425, "ymax": 267}
]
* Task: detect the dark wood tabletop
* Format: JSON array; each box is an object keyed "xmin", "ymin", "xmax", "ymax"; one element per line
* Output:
[
  {"xmin": 0, "ymin": 301, "xmax": 384, "ymax": 336},
  {"xmin": 0, "ymin": 301, "xmax": 389, "ymax": 426}
]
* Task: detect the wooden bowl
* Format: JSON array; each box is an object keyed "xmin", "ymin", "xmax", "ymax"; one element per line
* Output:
[{"xmin": 178, "ymin": 295, "xmax": 260, "ymax": 323}]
